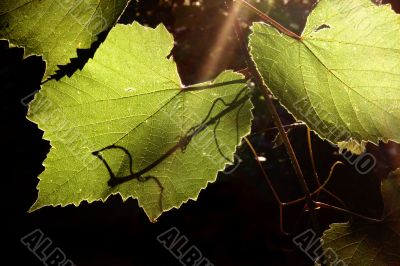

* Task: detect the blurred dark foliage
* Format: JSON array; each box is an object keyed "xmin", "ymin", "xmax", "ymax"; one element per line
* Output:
[{"xmin": 1, "ymin": 0, "xmax": 400, "ymax": 265}]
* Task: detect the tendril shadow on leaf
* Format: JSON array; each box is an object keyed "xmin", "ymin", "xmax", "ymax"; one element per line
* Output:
[
  {"xmin": 183, "ymin": 79, "xmax": 246, "ymax": 91},
  {"xmin": 92, "ymin": 145, "xmax": 165, "ymax": 210},
  {"xmin": 92, "ymin": 85, "xmax": 251, "ymax": 211},
  {"xmin": 209, "ymin": 89, "xmax": 248, "ymax": 164}
]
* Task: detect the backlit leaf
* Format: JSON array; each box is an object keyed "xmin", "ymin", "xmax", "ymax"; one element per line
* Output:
[
  {"xmin": 0, "ymin": 0, "xmax": 131, "ymax": 80},
  {"xmin": 249, "ymin": 0, "xmax": 400, "ymax": 146},
  {"xmin": 28, "ymin": 22, "xmax": 253, "ymax": 221}
]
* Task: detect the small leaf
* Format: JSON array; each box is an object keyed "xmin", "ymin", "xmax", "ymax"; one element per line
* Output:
[
  {"xmin": 28, "ymin": 22, "xmax": 253, "ymax": 221},
  {"xmin": 0, "ymin": 0, "xmax": 131, "ymax": 80},
  {"xmin": 249, "ymin": 0, "xmax": 400, "ymax": 146},
  {"xmin": 337, "ymin": 139, "xmax": 366, "ymax": 155},
  {"xmin": 321, "ymin": 169, "xmax": 400, "ymax": 265}
]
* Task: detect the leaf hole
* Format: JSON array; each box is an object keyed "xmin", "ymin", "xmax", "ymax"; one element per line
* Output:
[{"xmin": 314, "ymin": 24, "xmax": 331, "ymax": 32}]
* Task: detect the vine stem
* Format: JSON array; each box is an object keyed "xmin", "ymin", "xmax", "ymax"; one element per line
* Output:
[
  {"xmin": 261, "ymin": 87, "xmax": 323, "ymax": 235},
  {"xmin": 228, "ymin": 0, "xmax": 321, "ymax": 235},
  {"xmin": 245, "ymin": 137, "xmax": 383, "ymax": 227},
  {"xmin": 225, "ymin": 1, "xmax": 326, "ymax": 263}
]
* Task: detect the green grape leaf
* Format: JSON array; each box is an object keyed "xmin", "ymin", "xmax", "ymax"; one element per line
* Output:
[
  {"xmin": 28, "ymin": 22, "xmax": 253, "ymax": 221},
  {"xmin": 249, "ymin": 0, "xmax": 400, "ymax": 146},
  {"xmin": 321, "ymin": 169, "xmax": 400, "ymax": 265},
  {"xmin": 0, "ymin": 0, "xmax": 131, "ymax": 80}
]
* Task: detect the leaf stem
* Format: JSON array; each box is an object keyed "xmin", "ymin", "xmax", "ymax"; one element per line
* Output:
[{"xmin": 234, "ymin": 0, "xmax": 301, "ymax": 40}]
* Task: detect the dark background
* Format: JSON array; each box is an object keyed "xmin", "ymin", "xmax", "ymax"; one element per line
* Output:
[{"xmin": 2, "ymin": 0, "xmax": 400, "ymax": 265}]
